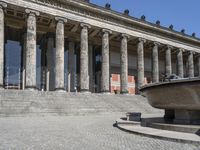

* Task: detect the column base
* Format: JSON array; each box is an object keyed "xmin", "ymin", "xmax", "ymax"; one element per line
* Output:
[
  {"xmin": 55, "ymin": 88, "xmax": 66, "ymax": 92},
  {"xmin": 25, "ymin": 86, "xmax": 38, "ymax": 91},
  {"xmin": 101, "ymin": 92, "xmax": 111, "ymax": 95},
  {"xmin": 101, "ymin": 90, "xmax": 110, "ymax": 94},
  {"xmin": 80, "ymin": 89, "xmax": 91, "ymax": 94}
]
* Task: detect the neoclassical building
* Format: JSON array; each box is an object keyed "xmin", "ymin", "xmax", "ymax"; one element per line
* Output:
[{"xmin": 0, "ymin": 0, "xmax": 200, "ymax": 94}]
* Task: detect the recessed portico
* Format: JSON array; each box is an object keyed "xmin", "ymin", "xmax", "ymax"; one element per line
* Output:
[{"xmin": 0, "ymin": 0, "xmax": 199, "ymax": 95}]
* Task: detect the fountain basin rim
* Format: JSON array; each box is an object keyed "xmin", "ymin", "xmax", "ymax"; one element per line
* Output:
[{"xmin": 139, "ymin": 77, "xmax": 200, "ymax": 92}]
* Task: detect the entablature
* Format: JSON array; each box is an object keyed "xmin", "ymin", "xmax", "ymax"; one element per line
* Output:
[
  {"xmin": 28, "ymin": 0, "xmax": 200, "ymax": 45},
  {"xmin": 2, "ymin": 0, "xmax": 200, "ymax": 52}
]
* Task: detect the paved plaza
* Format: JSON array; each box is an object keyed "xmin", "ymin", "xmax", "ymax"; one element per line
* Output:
[{"xmin": 0, "ymin": 114, "xmax": 199, "ymax": 150}]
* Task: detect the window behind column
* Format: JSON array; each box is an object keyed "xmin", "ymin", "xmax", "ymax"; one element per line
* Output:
[{"xmin": 5, "ymin": 27, "xmax": 22, "ymax": 89}]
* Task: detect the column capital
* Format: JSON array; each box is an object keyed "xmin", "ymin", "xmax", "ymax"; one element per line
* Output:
[
  {"xmin": 121, "ymin": 33, "xmax": 130, "ymax": 39},
  {"xmin": 188, "ymin": 51, "xmax": 195, "ymax": 55},
  {"xmin": 177, "ymin": 48, "xmax": 185, "ymax": 53},
  {"xmin": 102, "ymin": 29, "xmax": 112, "ymax": 34},
  {"xmin": 165, "ymin": 45, "xmax": 173, "ymax": 50},
  {"xmin": 25, "ymin": 9, "xmax": 40, "ymax": 16},
  {"xmin": 0, "ymin": 2, "xmax": 7, "ymax": 8},
  {"xmin": 137, "ymin": 37, "xmax": 146, "ymax": 43},
  {"xmin": 55, "ymin": 16, "xmax": 67, "ymax": 23},
  {"xmin": 153, "ymin": 41, "xmax": 160, "ymax": 46},
  {"xmin": 80, "ymin": 23, "xmax": 91, "ymax": 29}
]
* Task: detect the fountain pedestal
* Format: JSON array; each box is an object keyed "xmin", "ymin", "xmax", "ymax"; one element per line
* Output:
[{"xmin": 174, "ymin": 110, "xmax": 200, "ymax": 124}]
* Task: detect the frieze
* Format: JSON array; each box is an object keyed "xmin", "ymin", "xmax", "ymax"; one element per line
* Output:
[
  {"xmin": 28, "ymin": 0, "xmax": 171, "ymax": 38},
  {"xmin": 30, "ymin": 0, "xmax": 124, "ymax": 26},
  {"xmin": 29, "ymin": 0, "xmax": 159, "ymax": 39}
]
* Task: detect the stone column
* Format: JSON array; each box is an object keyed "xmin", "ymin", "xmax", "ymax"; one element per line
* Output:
[
  {"xmin": 0, "ymin": 2, "xmax": 7, "ymax": 89},
  {"xmin": 120, "ymin": 34, "xmax": 129, "ymax": 94},
  {"xmin": 55, "ymin": 17, "xmax": 67, "ymax": 91},
  {"xmin": 80, "ymin": 23, "xmax": 91, "ymax": 92},
  {"xmin": 165, "ymin": 46, "xmax": 175, "ymax": 119},
  {"xmin": 46, "ymin": 33, "xmax": 55, "ymax": 91},
  {"xmin": 152, "ymin": 42, "xmax": 159, "ymax": 83},
  {"xmin": 137, "ymin": 38, "xmax": 146, "ymax": 89},
  {"xmin": 165, "ymin": 45, "xmax": 172, "ymax": 76},
  {"xmin": 68, "ymin": 41, "xmax": 76, "ymax": 92},
  {"xmin": 177, "ymin": 49, "xmax": 184, "ymax": 78},
  {"xmin": 25, "ymin": 9, "xmax": 40, "ymax": 90},
  {"xmin": 101, "ymin": 29, "xmax": 112, "ymax": 93},
  {"xmin": 197, "ymin": 55, "xmax": 200, "ymax": 77},
  {"xmin": 188, "ymin": 51, "xmax": 194, "ymax": 78}
]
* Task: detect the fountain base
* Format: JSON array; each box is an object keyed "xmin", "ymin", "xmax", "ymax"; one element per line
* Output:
[
  {"xmin": 173, "ymin": 110, "xmax": 200, "ymax": 125},
  {"xmin": 116, "ymin": 113, "xmax": 200, "ymax": 144},
  {"xmin": 164, "ymin": 109, "xmax": 200, "ymax": 125}
]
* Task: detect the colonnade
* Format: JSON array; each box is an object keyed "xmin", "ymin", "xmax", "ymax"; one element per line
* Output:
[{"xmin": 0, "ymin": 4, "xmax": 199, "ymax": 94}]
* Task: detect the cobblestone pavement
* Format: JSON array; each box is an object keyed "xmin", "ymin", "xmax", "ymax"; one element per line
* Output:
[{"xmin": 0, "ymin": 114, "xmax": 199, "ymax": 150}]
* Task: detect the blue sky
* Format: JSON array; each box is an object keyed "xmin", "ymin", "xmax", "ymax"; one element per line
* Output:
[{"xmin": 90, "ymin": 0, "xmax": 200, "ymax": 38}]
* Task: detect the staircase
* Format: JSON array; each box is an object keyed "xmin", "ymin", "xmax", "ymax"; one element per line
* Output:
[{"xmin": 0, "ymin": 89, "xmax": 162, "ymax": 116}]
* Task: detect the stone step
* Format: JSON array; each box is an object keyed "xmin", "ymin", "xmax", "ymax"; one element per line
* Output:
[{"xmin": 0, "ymin": 90, "xmax": 162, "ymax": 116}]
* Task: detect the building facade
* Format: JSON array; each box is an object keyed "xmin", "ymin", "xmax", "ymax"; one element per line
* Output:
[{"xmin": 0, "ymin": 0, "xmax": 200, "ymax": 94}]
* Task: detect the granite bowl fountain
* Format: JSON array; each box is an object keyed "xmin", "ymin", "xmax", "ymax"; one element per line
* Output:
[
  {"xmin": 115, "ymin": 78, "xmax": 200, "ymax": 144},
  {"xmin": 140, "ymin": 77, "xmax": 200, "ymax": 124}
]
